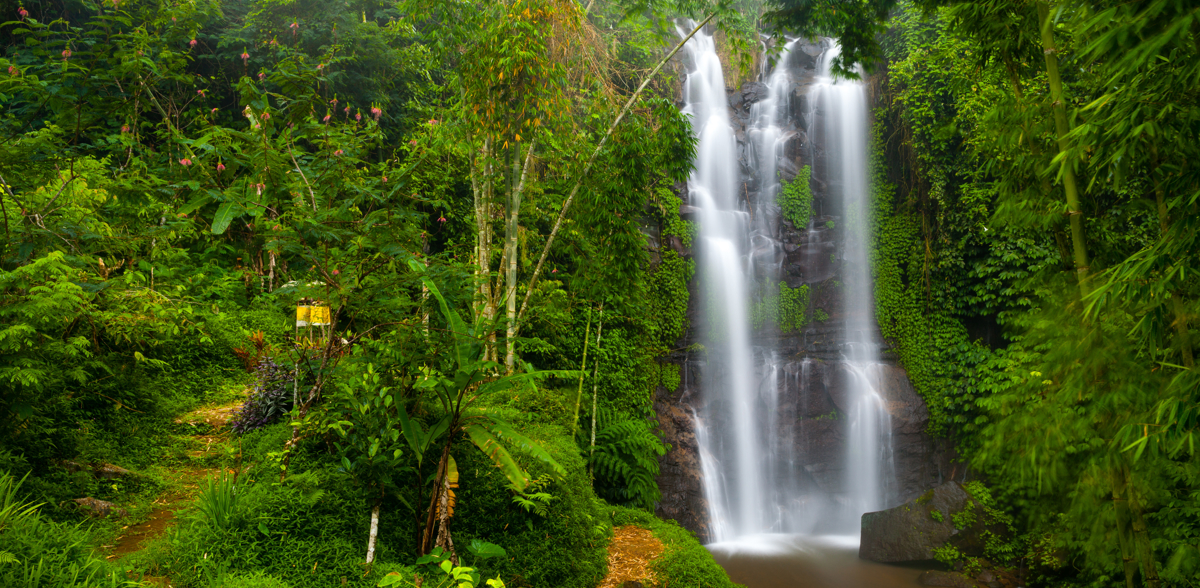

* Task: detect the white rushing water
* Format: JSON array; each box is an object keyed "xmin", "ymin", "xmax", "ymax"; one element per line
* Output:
[
  {"xmin": 812, "ymin": 44, "xmax": 896, "ymax": 525},
  {"xmin": 682, "ymin": 24, "xmax": 894, "ymax": 544}
]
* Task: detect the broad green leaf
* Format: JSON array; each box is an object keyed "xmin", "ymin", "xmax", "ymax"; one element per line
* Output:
[{"xmin": 211, "ymin": 201, "xmax": 244, "ymax": 235}]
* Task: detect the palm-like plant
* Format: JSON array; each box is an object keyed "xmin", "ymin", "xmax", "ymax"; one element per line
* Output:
[{"xmin": 405, "ymin": 260, "xmax": 569, "ymax": 557}]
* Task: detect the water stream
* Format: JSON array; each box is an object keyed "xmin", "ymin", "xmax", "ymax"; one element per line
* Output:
[{"xmin": 679, "ymin": 22, "xmax": 902, "ymax": 583}]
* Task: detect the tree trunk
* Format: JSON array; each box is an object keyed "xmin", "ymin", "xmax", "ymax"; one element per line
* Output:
[
  {"xmin": 472, "ymin": 140, "xmax": 496, "ymax": 360},
  {"xmin": 1125, "ymin": 465, "xmax": 1161, "ymax": 588},
  {"xmin": 505, "ymin": 141, "xmax": 537, "ymax": 374},
  {"xmin": 572, "ymin": 307, "xmax": 593, "ymax": 438},
  {"xmin": 1150, "ymin": 144, "xmax": 1194, "ymax": 367},
  {"xmin": 434, "ymin": 472, "xmax": 458, "ymax": 565},
  {"xmin": 1037, "ymin": 1, "xmax": 1090, "ymax": 292},
  {"xmin": 589, "ymin": 309, "xmax": 605, "ymax": 473},
  {"xmin": 420, "ymin": 442, "xmax": 452, "ymax": 554},
  {"xmin": 365, "ymin": 501, "xmax": 381, "ymax": 564},
  {"xmin": 1111, "ymin": 467, "xmax": 1139, "ymax": 588}
]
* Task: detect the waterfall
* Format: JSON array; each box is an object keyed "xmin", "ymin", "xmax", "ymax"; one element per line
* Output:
[
  {"xmin": 681, "ymin": 24, "xmax": 894, "ymax": 543},
  {"xmin": 812, "ymin": 43, "xmax": 896, "ymax": 527}
]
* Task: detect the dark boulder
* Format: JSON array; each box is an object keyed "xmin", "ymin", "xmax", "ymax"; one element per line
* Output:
[
  {"xmin": 860, "ymin": 481, "xmax": 988, "ymax": 563},
  {"xmin": 73, "ymin": 497, "xmax": 127, "ymax": 518},
  {"xmin": 740, "ymin": 81, "xmax": 768, "ymax": 104},
  {"xmin": 94, "ymin": 463, "xmax": 132, "ymax": 480}
]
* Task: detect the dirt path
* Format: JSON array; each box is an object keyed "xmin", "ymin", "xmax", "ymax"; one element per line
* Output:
[
  {"xmin": 598, "ymin": 525, "xmax": 665, "ymax": 588},
  {"xmin": 105, "ymin": 399, "xmax": 244, "ymax": 561}
]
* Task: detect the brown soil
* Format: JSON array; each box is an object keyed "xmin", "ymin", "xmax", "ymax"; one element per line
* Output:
[
  {"xmin": 598, "ymin": 525, "xmax": 665, "ymax": 588},
  {"xmin": 104, "ymin": 397, "xmax": 245, "ymax": 560}
]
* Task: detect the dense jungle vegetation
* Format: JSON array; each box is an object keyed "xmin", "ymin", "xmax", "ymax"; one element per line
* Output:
[{"xmin": 0, "ymin": 0, "xmax": 1196, "ymax": 587}]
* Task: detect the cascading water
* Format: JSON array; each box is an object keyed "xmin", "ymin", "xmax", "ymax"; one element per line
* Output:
[
  {"xmin": 812, "ymin": 43, "xmax": 896, "ymax": 526},
  {"xmin": 681, "ymin": 22, "xmax": 896, "ymax": 550},
  {"xmin": 678, "ymin": 21, "xmax": 760, "ymax": 541}
]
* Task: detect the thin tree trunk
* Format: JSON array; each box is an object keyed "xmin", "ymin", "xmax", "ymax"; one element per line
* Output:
[
  {"xmin": 473, "ymin": 140, "xmax": 495, "ymax": 360},
  {"xmin": 434, "ymin": 472, "xmax": 458, "ymax": 565},
  {"xmin": 572, "ymin": 307, "xmax": 594, "ymax": 438},
  {"xmin": 505, "ymin": 141, "xmax": 537, "ymax": 373},
  {"xmin": 589, "ymin": 308, "xmax": 605, "ymax": 472},
  {"xmin": 1112, "ymin": 467, "xmax": 1139, "ymax": 588},
  {"xmin": 366, "ymin": 501, "xmax": 381, "ymax": 564},
  {"xmin": 513, "ymin": 14, "xmax": 715, "ymax": 337},
  {"xmin": 1127, "ymin": 471, "xmax": 1161, "ymax": 588},
  {"xmin": 1037, "ymin": 2, "xmax": 1090, "ymax": 292},
  {"xmin": 421, "ymin": 442, "xmax": 452, "ymax": 555},
  {"xmin": 1149, "ymin": 144, "xmax": 1194, "ymax": 367}
]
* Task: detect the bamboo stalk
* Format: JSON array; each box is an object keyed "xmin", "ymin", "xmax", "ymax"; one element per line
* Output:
[
  {"xmin": 505, "ymin": 141, "xmax": 537, "ymax": 373},
  {"xmin": 1037, "ymin": 2, "xmax": 1090, "ymax": 292},
  {"xmin": 572, "ymin": 307, "xmax": 594, "ymax": 438}
]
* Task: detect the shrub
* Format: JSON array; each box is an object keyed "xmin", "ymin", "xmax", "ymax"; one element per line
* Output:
[
  {"xmin": 231, "ymin": 358, "xmax": 296, "ymax": 434},
  {"xmin": 585, "ymin": 408, "xmax": 668, "ymax": 510},
  {"xmin": 0, "ymin": 472, "xmax": 135, "ymax": 587}
]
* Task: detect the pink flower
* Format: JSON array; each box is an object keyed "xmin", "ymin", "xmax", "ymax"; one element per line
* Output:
[
  {"xmin": 18, "ymin": 7, "xmax": 28, "ymax": 19},
  {"xmin": 112, "ymin": 0, "xmax": 119, "ymax": 8},
  {"xmin": 382, "ymin": 176, "xmax": 388, "ymax": 183},
  {"xmin": 333, "ymin": 149, "xmax": 344, "ymax": 156},
  {"xmin": 408, "ymin": 140, "xmax": 417, "ymax": 146},
  {"xmin": 330, "ymin": 98, "xmax": 338, "ymax": 105},
  {"xmin": 268, "ymin": 38, "xmax": 278, "ymax": 47},
  {"xmin": 355, "ymin": 112, "xmax": 361, "ymax": 122},
  {"xmin": 332, "ymin": 269, "xmax": 340, "ymax": 276},
  {"xmin": 121, "ymin": 125, "xmax": 129, "ymax": 133},
  {"xmin": 343, "ymin": 106, "xmax": 350, "ymax": 115},
  {"xmin": 289, "ymin": 21, "xmax": 299, "ymax": 34},
  {"xmin": 62, "ymin": 49, "xmax": 71, "ymax": 59},
  {"xmin": 317, "ymin": 63, "xmax": 324, "ymax": 70},
  {"xmin": 7, "ymin": 66, "xmax": 17, "ymax": 76},
  {"xmin": 261, "ymin": 112, "xmax": 270, "ymax": 120},
  {"xmin": 429, "ymin": 119, "xmax": 438, "ymax": 125},
  {"xmin": 180, "ymin": 158, "xmax": 192, "ymax": 166},
  {"xmin": 438, "ymin": 216, "xmax": 447, "ymax": 223},
  {"xmin": 197, "ymin": 89, "xmax": 205, "ymax": 96},
  {"xmin": 258, "ymin": 72, "xmax": 265, "ymax": 80},
  {"xmin": 322, "ymin": 114, "xmax": 331, "ymax": 123},
  {"xmin": 189, "ymin": 39, "xmax": 197, "ymax": 48},
  {"xmin": 240, "ymin": 50, "xmax": 249, "ymax": 63},
  {"xmin": 211, "ymin": 108, "xmax": 218, "ymax": 114},
  {"xmin": 551, "ymin": 268, "xmax": 557, "ymax": 273},
  {"xmin": 217, "ymin": 162, "xmax": 226, "ymax": 172},
  {"xmin": 371, "ymin": 107, "xmax": 382, "ymax": 121}
]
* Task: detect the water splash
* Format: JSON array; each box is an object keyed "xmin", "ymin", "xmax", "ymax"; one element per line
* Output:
[{"xmin": 812, "ymin": 42, "xmax": 896, "ymax": 529}]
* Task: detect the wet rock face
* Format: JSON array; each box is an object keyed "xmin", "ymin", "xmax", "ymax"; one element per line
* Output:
[
  {"xmin": 860, "ymin": 481, "xmax": 1007, "ymax": 564},
  {"xmin": 654, "ymin": 43, "xmax": 954, "ymax": 541}
]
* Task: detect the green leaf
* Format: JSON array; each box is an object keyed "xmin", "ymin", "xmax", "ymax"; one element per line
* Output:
[
  {"xmin": 211, "ymin": 201, "xmax": 244, "ymax": 235},
  {"xmin": 377, "ymin": 572, "xmax": 406, "ymax": 587},
  {"xmin": 467, "ymin": 539, "xmax": 506, "ymax": 560},
  {"xmin": 463, "ymin": 423, "xmax": 528, "ymax": 491}
]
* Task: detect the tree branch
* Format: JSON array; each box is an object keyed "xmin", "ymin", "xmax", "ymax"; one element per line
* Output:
[{"xmin": 512, "ymin": 13, "xmax": 714, "ymax": 337}]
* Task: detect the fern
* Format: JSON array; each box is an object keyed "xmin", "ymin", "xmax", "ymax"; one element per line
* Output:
[
  {"xmin": 0, "ymin": 551, "xmax": 17, "ymax": 564},
  {"xmin": 585, "ymin": 409, "xmax": 668, "ymax": 510}
]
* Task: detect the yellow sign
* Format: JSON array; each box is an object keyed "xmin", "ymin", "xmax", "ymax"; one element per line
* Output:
[
  {"xmin": 295, "ymin": 306, "xmax": 311, "ymax": 326},
  {"xmin": 309, "ymin": 306, "xmax": 331, "ymax": 325}
]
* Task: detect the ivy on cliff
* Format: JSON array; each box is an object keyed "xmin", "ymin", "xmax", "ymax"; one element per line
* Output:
[{"xmin": 780, "ymin": 165, "xmax": 814, "ymax": 229}]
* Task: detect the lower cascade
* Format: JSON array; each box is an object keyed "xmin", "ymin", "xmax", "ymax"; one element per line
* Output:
[{"xmin": 678, "ymin": 23, "xmax": 898, "ymax": 544}]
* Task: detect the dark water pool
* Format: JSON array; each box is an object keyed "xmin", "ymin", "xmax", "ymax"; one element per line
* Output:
[{"xmin": 708, "ymin": 535, "xmax": 923, "ymax": 588}]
